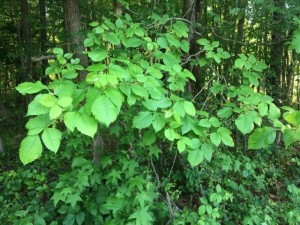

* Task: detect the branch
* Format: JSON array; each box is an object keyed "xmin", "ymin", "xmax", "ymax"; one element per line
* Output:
[
  {"xmin": 31, "ymin": 55, "xmax": 56, "ymax": 62},
  {"xmin": 165, "ymin": 192, "xmax": 175, "ymax": 225}
]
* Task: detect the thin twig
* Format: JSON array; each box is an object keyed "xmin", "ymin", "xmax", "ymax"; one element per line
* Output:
[
  {"xmin": 181, "ymin": 50, "xmax": 204, "ymax": 66},
  {"xmin": 165, "ymin": 192, "xmax": 175, "ymax": 225},
  {"xmin": 149, "ymin": 158, "xmax": 162, "ymax": 188},
  {"xmin": 162, "ymin": 152, "xmax": 177, "ymax": 185},
  {"xmin": 200, "ymin": 91, "xmax": 212, "ymax": 111},
  {"xmin": 193, "ymin": 75, "xmax": 216, "ymax": 101}
]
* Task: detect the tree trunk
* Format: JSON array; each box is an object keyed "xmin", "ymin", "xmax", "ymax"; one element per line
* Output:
[
  {"xmin": 182, "ymin": 0, "xmax": 202, "ymax": 94},
  {"xmin": 63, "ymin": 0, "xmax": 88, "ymax": 80},
  {"xmin": 39, "ymin": 0, "xmax": 47, "ymax": 73},
  {"xmin": 20, "ymin": 0, "xmax": 32, "ymax": 83},
  {"xmin": 266, "ymin": 0, "xmax": 284, "ymax": 104},
  {"xmin": 113, "ymin": 0, "xmax": 122, "ymax": 16}
]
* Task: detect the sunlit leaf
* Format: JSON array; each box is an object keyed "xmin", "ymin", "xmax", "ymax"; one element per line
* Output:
[
  {"xmin": 248, "ymin": 127, "xmax": 276, "ymax": 149},
  {"xmin": 42, "ymin": 128, "xmax": 62, "ymax": 153},
  {"xmin": 19, "ymin": 135, "xmax": 43, "ymax": 165}
]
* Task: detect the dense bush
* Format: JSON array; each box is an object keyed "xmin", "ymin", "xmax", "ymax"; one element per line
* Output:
[{"xmin": 1, "ymin": 14, "xmax": 300, "ymax": 224}]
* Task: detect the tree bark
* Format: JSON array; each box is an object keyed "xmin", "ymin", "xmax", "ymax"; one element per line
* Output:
[
  {"xmin": 63, "ymin": 0, "xmax": 88, "ymax": 80},
  {"xmin": 39, "ymin": 0, "xmax": 47, "ymax": 73},
  {"xmin": 182, "ymin": 0, "xmax": 202, "ymax": 94},
  {"xmin": 113, "ymin": 0, "xmax": 122, "ymax": 16},
  {"xmin": 20, "ymin": 0, "xmax": 32, "ymax": 83},
  {"xmin": 266, "ymin": 0, "xmax": 284, "ymax": 104}
]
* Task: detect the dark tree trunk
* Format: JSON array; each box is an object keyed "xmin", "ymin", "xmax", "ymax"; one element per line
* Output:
[
  {"xmin": 20, "ymin": 0, "xmax": 32, "ymax": 83},
  {"xmin": 182, "ymin": 0, "xmax": 202, "ymax": 94},
  {"xmin": 39, "ymin": 0, "xmax": 47, "ymax": 73},
  {"xmin": 113, "ymin": 0, "xmax": 122, "ymax": 16},
  {"xmin": 64, "ymin": 0, "xmax": 88, "ymax": 80},
  {"xmin": 234, "ymin": 0, "xmax": 245, "ymax": 56},
  {"xmin": 266, "ymin": 0, "xmax": 284, "ymax": 104}
]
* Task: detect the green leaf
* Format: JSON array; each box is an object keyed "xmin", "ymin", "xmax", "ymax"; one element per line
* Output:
[
  {"xmin": 19, "ymin": 135, "xmax": 43, "ymax": 165},
  {"xmin": 283, "ymin": 129, "xmax": 296, "ymax": 147},
  {"xmin": 62, "ymin": 69, "xmax": 78, "ymax": 79},
  {"xmin": 116, "ymin": 18, "xmax": 123, "ymax": 28},
  {"xmin": 209, "ymin": 117, "xmax": 221, "ymax": 127},
  {"xmin": 157, "ymin": 37, "xmax": 169, "ymax": 48},
  {"xmin": 16, "ymin": 81, "xmax": 47, "ymax": 95},
  {"xmin": 104, "ymin": 87, "xmax": 124, "ymax": 109},
  {"xmin": 133, "ymin": 112, "xmax": 153, "ymax": 129},
  {"xmin": 199, "ymin": 118, "xmax": 211, "ymax": 128},
  {"xmin": 76, "ymin": 114, "xmax": 97, "ymax": 137},
  {"xmin": 149, "ymin": 145, "xmax": 162, "ymax": 159},
  {"xmin": 284, "ymin": 111, "xmax": 300, "ymax": 126},
  {"xmin": 42, "ymin": 128, "xmax": 62, "ymax": 153},
  {"xmin": 142, "ymin": 130, "xmax": 156, "ymax": 145},
  {"xmin": 217, "ymin": 127, "xmax": 234, "ymax": 147},
  {"xmin": 63, "ymin": 214, "xmax": 75, "ymax": 225},
  {"xmin": 87, "ymin": 48, "xmax": 108, "ymax": 62},
  {"xmin": 147, "ymin": 67, "xmax": 163, "ymax": 79},
  {"xmin": 234, "ymin": 58, "xmax": 245, "ymax": 68},
  {"xmin": 152, "ymin": 113, "xmax": 166, "ymax": 132},
  {"xmin": 26, "ymin": 115, "xmax": 50, "ymax": 135},
  {"xmin": 248, "ymin": 127, "xmax": 276, "ymax": 149},
  {"xmin": 235, "ymin": 114, "xmax": 254, "ymax": 134},
  {"xmin": 131, "ymin": 84, "xmax": 148, "ymax": 98},
  {"xmin": 217, "ymin": 107, "xmax": 232, "ymax": 118},
  {"xmin": 163, "ymin": 52, "xmax": 180, "ymax": 67},
  {"xmin": 258, "ymin": 102, "xmax": 268, "ymax": 116},
  {"xmin": 123, "ymin": 37, "xmax": 142, "ymax": 48},
  {"xmin": 177, "ymin": 140, "xmax": 186, "ymax": 153},
  {"xmin": 109, "ymin": 63, "xmax": 131, "ymax": 79},
  {"xmin": 202, "ymin": 143, "xmax": 213, "ymax": 161},
  {"xmin": 58, "ymin": 97, "xmax": 73, "ymax": 108},
  {"xmin": 181, "ymin": 40, "xmax": 190, "ymax": 52},
  {"xmin": 91, "ymin": 95, "xmax": 119, "ymax": 126},
  {"xmin": 57, "ymin": 55, "xmax": 66, "ymax": 65},
  {"xmin": 290, "ymin": 28, "xmax": 300, "ymax": 53},
  {"xmin": 183, "ymin": 101, "xmax": 196, "ymax": 116},
  {"xmin": 210, "ymin": 132, "xmax": 221, "ymax": 146},
  {"xmin": 87, "ymin": 63, "xmax": 106, "ymax": 72},
  {"xmin": 103, "ymin": 32, "xmax": 120, "ymax": 45},
  {"xmin": 89, "ymin": 22, "xmax": 99, "ymax": 27},
  {"xmin": 103, "ymin": 197, "xmax": 124, "ymax": 213},
  {"xmin": 76, "ymin": 212, "xmax": 85, "ymax": 225},
  {"xmin": 197, "ymin": 38, "xmax": 209, "ymax": 46},
  {"xmin": 198, "ymin": 205, "xmax": 206, "ymax": 215},
  {"xmin": 15, "ymin": 210, "xmax": 28, "ymax": 217},
  {"xmin": 49, "ymin": 104, "xmax": 62, "ymax": 120},
  {"xmin": 164, "ymin": 128, "xmax": 176, "ymax": 141},
  {"xmin": 27, "ymin": 100, "xmax": 49, "ymax": 116},
  {"xmin": 129, "ymin": 206, "xmax": 154, "ymax": 225},
  {"xmin": 38, "ymin": 94, "xmax": 56, "ymax": 107},
  {"xmin": 268, "ymin": 103, "xmax": 281, "ymax": 120},
  {"xmin": 173, "ymin": 101, "xmax": 186, "ymax": 117},
  {"xmin": 71, "ymin": 157, "xmax": 91, "ymax": 168},
  {"xmin": 188, "ymin": 149, "xmax": 204, "ymax": 166},
  {"xmin": 66, "ymin": 193, "xmax": 82, "ymax": 208},
  {"xmin": 165, "ymin": 33, "xmax": 181, "ymax": 47},
  {"xmin": 54, "ymin": 80, "xmax": 75, "ymax": 97},
  {"xmin": 52, "ymin": 47, "xmax": 63, "ymax": 55},
  {"xmin": 173, "ymin": 21, "xmax": 189, "ymax": 37},
  {"xmin": 64, "ymin": 112, "xmax": 79, "ymax": 131},
  {"xmin": 84, "ymin": 38, "xmax": 94, "ymax": 47}
]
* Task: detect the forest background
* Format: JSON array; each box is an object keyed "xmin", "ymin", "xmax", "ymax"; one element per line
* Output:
[{"xmin": 1, "ymin": 0, "xmax": 300, "ymax": 224}]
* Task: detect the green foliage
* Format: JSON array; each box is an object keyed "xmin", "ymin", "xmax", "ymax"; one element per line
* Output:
[{"xmin": 7, "ymin": 14, "xmax": 300, "ymax": 224}]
